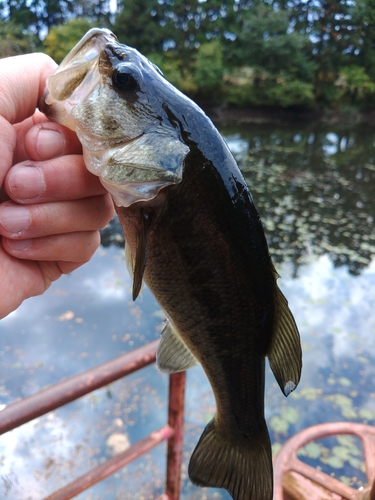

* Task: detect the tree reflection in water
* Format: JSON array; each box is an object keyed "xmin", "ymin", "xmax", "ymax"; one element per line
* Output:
[{"xmin": 226, "ymin": 122, "xmax": 375, "ymax": 277}]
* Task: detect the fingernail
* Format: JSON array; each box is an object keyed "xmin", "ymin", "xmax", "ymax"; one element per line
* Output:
[
  {"xmin": 36, "ymin": 129, "xmax": 64, "ymax": 158},
  {"xmin": 0, "ymin": 206, "xmax": 30, "ymax": 234},
  {"xmin": 8, "ymin": 239, "xmax": 31, "ymax": 251},
  {"xmin": 8, "ymin": 165, "xmax": 45, "ymax": 200}
]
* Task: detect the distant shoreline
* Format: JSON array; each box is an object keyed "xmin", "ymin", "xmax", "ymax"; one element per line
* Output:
[{"xmin": 202, "ymin": 104, "xmax": 375, "ymax": 127}]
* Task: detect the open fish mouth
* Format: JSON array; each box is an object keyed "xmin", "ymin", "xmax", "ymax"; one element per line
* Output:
[
  {"xmin": 45, "ymin": 28, "xmax": 117, "ymax": 104},
  {"xmin": 40, "ymin": 28, "xmax": 191, "ymax": 207}
]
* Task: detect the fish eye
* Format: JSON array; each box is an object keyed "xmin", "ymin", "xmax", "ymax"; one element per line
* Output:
[{"xmin": 112, "ymin": 65, "xmax": 139, "ymax": 92}]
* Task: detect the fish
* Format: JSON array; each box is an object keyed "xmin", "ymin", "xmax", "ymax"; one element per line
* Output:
[{"xmin": 40, "ymin": 28, "xmax": 302, "ymax": 500}]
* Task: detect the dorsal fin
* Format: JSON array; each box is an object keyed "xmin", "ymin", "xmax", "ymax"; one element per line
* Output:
[
  {"xmin": 132, "ymin": 212, "xmax": 150, "ymax": 301},
  {"xmin": 267, "ymin": 287, "xmax": 302, "ymax": 396},
  {"xmin": 157, "ymin": 320, "xmax": 199, "ymax": 373}
]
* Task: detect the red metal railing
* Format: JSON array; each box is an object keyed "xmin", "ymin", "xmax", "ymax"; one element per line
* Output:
[
  {"xmin": 274, "ymin": 421, "xmax": 375, "ymax": 500},
  {"xmin": 0, "ymin": 339, "xmax": 185, "ymax": 500}
]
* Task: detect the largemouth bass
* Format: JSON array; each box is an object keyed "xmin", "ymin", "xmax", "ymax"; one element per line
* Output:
[{"xmin": 40, "ymin": 28, "xmax": 302, "ymax": 500}]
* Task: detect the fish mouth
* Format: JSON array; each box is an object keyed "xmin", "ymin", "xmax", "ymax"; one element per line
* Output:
[
  {"xmin": 45, "ymin": 28, "xmax": 117, "ymax": 103},
  {"xmin": 59, "ymin": 28, "xmax": 117, "ymax": 69},
  {"xmin": 39, "ymin": 28, "xmax": 118, "ymax": 123}
]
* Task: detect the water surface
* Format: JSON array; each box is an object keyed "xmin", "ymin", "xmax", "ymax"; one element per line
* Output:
[{"xmin": 1, "ymin": 121, "xmax": 375, "ymax": 499}]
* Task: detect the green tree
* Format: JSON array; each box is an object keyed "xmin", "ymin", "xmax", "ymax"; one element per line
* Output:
[
  {"xmin": 0, "ymin": 0, "xmax": 38, "ymax": 31},
  {"xmin": 114, "ymin": 0, "xmax": 230, "ymax": 62},
  {"xmin": 352, "ymin": 0, "xmax": 375, "ymax": 81},
  {"xmin": 193, "ymin": 40, "xmax": 224, "ymax": 100},
  {"xmin": 307, "ymin": 0, "xmax": 360, "ymax": 103},
  {"xmin": 226, "ymin": 3, "xmax": 315, "ymax": 81},
  {"xmin": 0, "ymin": 20, "xmax": 40, "ymax": 57},
  {"xmin": 44, "ymin": 18, "xmax": 94, "ymax": 63},
  {"xmin": 148, "ymin": 40, "xmax": 224, "ymax": 101},
  {"xmin": 113, "ymin": 0, "xmax": 166, "ymax": 53}
]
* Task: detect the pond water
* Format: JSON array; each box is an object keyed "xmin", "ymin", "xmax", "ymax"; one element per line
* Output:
[{"xmin": 1, "ymin": 120, "xmax": 375, "ymax": 499}]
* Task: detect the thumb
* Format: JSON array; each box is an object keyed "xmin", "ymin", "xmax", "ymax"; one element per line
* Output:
[
  {"xmin": 0, "ymin": 53, "xmax": 57, "ymax": 194},
  {"xmin": 0, "ymin": 53, "xmax": 57, "ymax": 124}
]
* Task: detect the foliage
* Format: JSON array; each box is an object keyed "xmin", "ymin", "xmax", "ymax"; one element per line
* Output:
[
  {"xmin": 0, "ymin": 20, "xmax": 40, "ymax": 58},
  {"xmin": 192, "ymin": 40, "xmax": 224, "ymax": 101},
  {"xmin": 44, "ymin": 18, "xmax": 94, "ymax": 63},
  {"xmin": 336, "ymin": 66, "xmax": 375, "ymax": 107},
  {"xmin": 2, "ymin": 0, "xmax": 375, "ymax": 109},
  {"xmin": 113, "ymin": 0, "xmax": 165, "ymax": 54},
  {"xmin": 148, "ymin": 40, "xmax": 224, "ymax": 102},
  {"xmin": 224, "ymin": 68, "xmax": 315, "ymax": 108},
  {"xmin": 226, "ymin": 4, "xmax": 316, "ymax": 82}
]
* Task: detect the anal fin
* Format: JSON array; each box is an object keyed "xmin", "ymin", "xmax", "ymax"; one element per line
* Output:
[
  {"xmin": 268, "ymin": 287, "xmax": 302, "ymax": 396},
  {"xmin": 157, "ymin": 320, "xmax": 199, "ymax": 373}
]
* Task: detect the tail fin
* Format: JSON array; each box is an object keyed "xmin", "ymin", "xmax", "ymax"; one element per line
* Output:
[{"xmin": 188, "ymin": 418, "xmax": 273, "ymax": 500}]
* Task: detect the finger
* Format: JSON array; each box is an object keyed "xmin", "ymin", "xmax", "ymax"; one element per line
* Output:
[
  {"xmin": 0, "ymin": 194, "xmax": 114, "ymax": 239},
  {"xmin": 2, "ymin": 230, "xmax": 101, "ymax": 266},
  {"xmin": 12, "ymin": 113, "xmax": 82, "ymax": 164},
  {"xmin": 5, "ymin": 155, "xmax": 110, "ymax": 204},
  {"xmin": 0, "ymin": 116, "xmax": 17, "ymax": 195},
  {"xmin": 0, "ymin": 53, "xmax": 56, "ymax": 124},
  {"xmin": 24, "ymin": 122, "xmax": 82, "ymax": 161}
]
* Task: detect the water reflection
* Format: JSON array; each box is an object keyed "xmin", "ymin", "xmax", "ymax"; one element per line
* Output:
[
  {"xmin": 224, "ymin": 122, "xmax": 375, "ymax": 276},
  {"xmin": 1, "ymin": 122, "xmax": 375, "ymax": 498}
]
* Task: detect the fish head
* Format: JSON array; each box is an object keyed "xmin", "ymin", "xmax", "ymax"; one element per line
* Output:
[{"xmin": 40, "ymin": 28, "xmax": 190, "ymax": 206}]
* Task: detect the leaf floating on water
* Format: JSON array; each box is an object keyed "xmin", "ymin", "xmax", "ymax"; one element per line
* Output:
[
  {"xmin": 325, "ymin": 394, "xmax": 358, "ymax": 419},
  {"xmin": 336, "ymin": 435, "xmax": 356, "ymax": 448},
  {"xmin": 358, "ymin": 408, "xmax": 375, "ymax": 421},
  {"xmin": 322, "ymin": 455, "xmax": 344, "ymax": 469},
  {"xmin": 348, "ymin": 457, "xmax": 365, "ymax": 472},
  {"xmin": 296, "ymin": 387, "xmax": 323, "ymax": 401},
  {"xmin": 325, "ymin": 394, "xmax": 352, "ymax": 406},
  {"xmin": 358, "ymin": 356, "xmax": 369, "ymax": 364},
  {"xmin": 342, "ymin": 406, "xmax": 357, "ymax": 419},
  {"xmin": 280, "ymin": 406, "xmax": 299, "ymax": 424},
  {"xmin": 298, "ymin": 442, "xmax": 322, "ymax": 459},
  {"xmin": 338, "ymin": 377, "xmax": 352, "ymax": 387},
  {"xmin": 332, "ymin": 446, "xmax": 351, "ymax": 461},
  {"xmin": 270, "ymin": 415, "xmax": 289, "ymax": 434},
  {"xmin": 340, "ymin": 476, "xmax": 352, "ymax": 486}
]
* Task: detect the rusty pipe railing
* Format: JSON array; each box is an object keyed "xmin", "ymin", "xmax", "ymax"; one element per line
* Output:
[
  {"xmin": 0, "ymin": 340, "xmax": 186, "ymax": 500},
  {"xmin": 43, "ymin": 424, "xmax": 175, "ymax": 500},
  {"xmin": 0, "ymin": 340, "xmax": 159, "ymax": 435}
]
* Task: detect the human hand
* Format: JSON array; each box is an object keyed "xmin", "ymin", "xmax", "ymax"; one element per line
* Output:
[{"xmin": 0, "ymin": 53, "xmax": 115, "ymax": 319}]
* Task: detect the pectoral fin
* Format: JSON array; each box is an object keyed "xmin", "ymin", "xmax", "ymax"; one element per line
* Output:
[
  {"xmin": 157, "ymin": 320, "xmax": 199, "ymax": 373},
  {"xmin": 131, "ymin": 212, "xmax": 150, "ymax": 301},
  {"xmin": 267, "ymin": 287, "xmax": 302, "ymax": 396}
]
